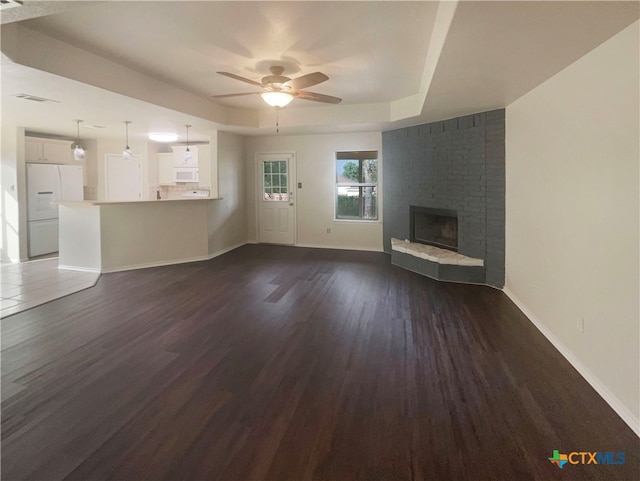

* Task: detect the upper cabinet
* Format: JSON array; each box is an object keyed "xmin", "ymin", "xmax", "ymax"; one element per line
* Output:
[
  {"xmin": 25, "ymin": 137, "xmax": 72, "ymax": 163},
  {"xmin": 171, "ymin": 146, "xmax": 199, "ymax": 167},
  {"xmin": 158, "ymin": 153, "xmax": 174, "ymax": 185}
]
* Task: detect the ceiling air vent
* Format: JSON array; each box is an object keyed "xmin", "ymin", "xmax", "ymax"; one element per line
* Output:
[
  {"xmin": 0, "ymin": 0, "xmax": 23, "ymax": 11},
  {"xmin": 13, "ymin": 93, "xmax": 60, "ymax": 103}
]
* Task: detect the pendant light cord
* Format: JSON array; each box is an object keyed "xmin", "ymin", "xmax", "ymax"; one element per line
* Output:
[{"xmin": 122, "ymin": 121, "xmax": 133, "ymax": 159}]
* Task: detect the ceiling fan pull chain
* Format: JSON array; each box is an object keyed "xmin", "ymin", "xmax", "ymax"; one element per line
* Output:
[{"xmin": 276, "ymin": 108, "xmax": 279, "ymax": 134}]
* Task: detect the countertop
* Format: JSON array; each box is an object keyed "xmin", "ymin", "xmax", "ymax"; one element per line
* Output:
[{"xmin": 57, "ymin": 197, "xmax": 223, "ymax": 206}]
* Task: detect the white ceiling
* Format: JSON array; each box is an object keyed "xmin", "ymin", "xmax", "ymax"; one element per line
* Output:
[{"xmin": 1, "ymin": 0, "xmax": 638, "ymax": 143}]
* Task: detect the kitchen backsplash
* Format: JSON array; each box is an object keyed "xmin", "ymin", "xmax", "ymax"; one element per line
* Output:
[
  {"xmin": 84, "ymin": 186, "xmax": 97, "ymax": 200},
  {"xmin": 150, "ymin": 183, "xmax": 201, "ymax": 200}
]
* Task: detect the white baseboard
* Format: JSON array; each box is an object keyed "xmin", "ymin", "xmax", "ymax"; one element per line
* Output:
[
  {"xmin": 295, "ymin": 243, "xmax": 384, "ymax": 253},
  {"xmin": 58, "ymin": 265, "xmax": 101, "ymax": 274},
  {"xmin": 246, "ymin": 241, "xmax": 382, "ymax": 253},
  {"xmin": 90, "ymin": 243, "xmax": 249, "ymax": 274},
  {"xmin": 207, "ymin": 242, "xmax": 247, "ymax": 260},
  {"xmin": 503, "ymin": 287, "xmax": 640, "ymax": 437},
  {"xmin": 100, "ymin": 255, "xmax": 210, "ymax": 273}
]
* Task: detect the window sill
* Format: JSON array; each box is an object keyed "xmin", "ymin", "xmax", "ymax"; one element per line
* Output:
[{"xmin": 333, "ymin": 218, "xmax": 381, "ymax": 224}]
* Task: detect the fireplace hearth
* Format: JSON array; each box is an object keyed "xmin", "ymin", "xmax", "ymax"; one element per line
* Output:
[{"xmin": 410, "ymin": 206, "xmax": 458, "ymax": 252}]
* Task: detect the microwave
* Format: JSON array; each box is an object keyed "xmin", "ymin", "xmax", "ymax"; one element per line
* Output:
[{"xmin": 174, "ymin": 167, "xmax": 199, "ymax": 183}]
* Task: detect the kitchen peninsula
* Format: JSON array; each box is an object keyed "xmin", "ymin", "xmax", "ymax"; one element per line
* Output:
[{"xmin": 58, "ymin": 197, "xmax": 222, "ymax": 272}]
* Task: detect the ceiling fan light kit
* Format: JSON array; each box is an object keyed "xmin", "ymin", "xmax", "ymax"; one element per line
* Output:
[{"xmin": 261, "ymin": 91, "xmax": 294, "ymax": 108}]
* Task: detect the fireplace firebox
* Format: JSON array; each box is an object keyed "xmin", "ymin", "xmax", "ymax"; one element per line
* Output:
[{"xmin": 410, "ymin": 206, "xmax": 458, "ymax": 251}]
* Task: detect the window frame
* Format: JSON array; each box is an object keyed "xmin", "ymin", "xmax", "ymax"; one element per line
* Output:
[{"xmin": 334, "ymin": 150, "xmax": 379, "ymax": 222}]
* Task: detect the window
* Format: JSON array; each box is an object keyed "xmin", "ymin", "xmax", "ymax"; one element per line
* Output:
[
  {"xmin": 262, "ymin": 160, "xmax": 289, "ymax": 201},
  {"xmin": 336, "ymin": 151, "xmax": 378, "ymax": 220}
]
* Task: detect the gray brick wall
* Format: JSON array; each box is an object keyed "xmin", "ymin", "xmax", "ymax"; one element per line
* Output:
[{"xmin": 382, "ymin": 109, "xmax": 505, "ymax": 288}]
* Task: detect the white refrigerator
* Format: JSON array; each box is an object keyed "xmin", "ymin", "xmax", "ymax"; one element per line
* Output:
[{"xmin": 27, "ymin": 163, "xmax": 84, "ymax": 257}]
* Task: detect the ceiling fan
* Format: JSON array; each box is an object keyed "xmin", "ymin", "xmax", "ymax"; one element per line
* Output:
[{"xmin": 213, "ymin": 66, "xmax": 342, "ymax": 107}]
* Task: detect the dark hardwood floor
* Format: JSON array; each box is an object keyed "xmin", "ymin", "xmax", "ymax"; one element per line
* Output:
[{"xmin": 2, "ymin": 245, "xmax": 638, "ymax": 481}]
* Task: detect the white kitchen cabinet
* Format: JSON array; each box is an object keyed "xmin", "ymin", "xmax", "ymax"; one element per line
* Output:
[
  {"xmin": 158, "ymin": 153, "xmax": 175, "ymax": 185},
  {"xmin": 25, "ymin": 137, "xmax": 72, "ymax": 163},
  {"xmin": 171, "ymin": 146, "xmax": 199, "ymax": 167}
]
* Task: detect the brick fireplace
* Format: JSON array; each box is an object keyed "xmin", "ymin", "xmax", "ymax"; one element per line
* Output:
[
  {"xmin": 382, "ymin": 109, "xmax": 505, "ymax": 287},
  {"xmin": 410, "ymin": 206, "xmax": 458, "ymax": 251}
]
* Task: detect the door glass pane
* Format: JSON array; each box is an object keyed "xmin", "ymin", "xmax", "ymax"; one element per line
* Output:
[
  {"xmin": 263, "ymin": 161, "xmax": 289, "ymax": 201},
  {"xmin": 279, "ymin": 163, "xmax": 288, "ymax": 200}
]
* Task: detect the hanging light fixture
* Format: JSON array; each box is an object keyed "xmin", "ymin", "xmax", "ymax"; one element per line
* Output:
[
  {"xmin": 73, "ymin": 119, "xmax": 85, "ymax": 161},
  {"xmin": 261, "ymin": 91, "xmax": 294, "ymax": 108},
  {"xmin": 122, "ymin": 121, "xmax": 133, "ymax": 159},
  {"xmin": 184, "ymin": 124, "xmax": 192, "ymax": 161}
]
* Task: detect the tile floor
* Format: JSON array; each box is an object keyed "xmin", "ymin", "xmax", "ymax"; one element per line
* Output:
[{"xmin": 1, "ymin": 258, "xmax": 99, "ymax": 318}]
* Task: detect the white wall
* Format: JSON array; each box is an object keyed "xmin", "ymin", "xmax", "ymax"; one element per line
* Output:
[
  {"xmin": 82, "ymin": 138, "xmax": 99, "ymax": 200},
  {"xmin": 0, "ymin": 125, "xmax": 26, "ymax": 262},
  {"xmin": 505, "ymin": 21, "xmax": 639, "ymax": 432},
  {"xmin": 245, "ymin": 131, "xmax": 383, "ymax": 251},
  {"xmin": 207, "ymin": 131, "xmax": 247, "ymax": 256}
]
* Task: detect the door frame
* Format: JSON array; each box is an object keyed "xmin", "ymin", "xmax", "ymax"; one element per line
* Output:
[{"xmin": 256, "ymin": 152, "xmax": 297, "ymax": 245}]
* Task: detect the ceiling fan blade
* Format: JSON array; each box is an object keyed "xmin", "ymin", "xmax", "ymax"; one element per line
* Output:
[
  {"xmin": 295, "ymin": 90, "xmax": 342, "ymax": 104},
  {"xmin": 212, "ymin": 92, "xmax": 260, "ymax": 99},
  {"xmin": 285, "ymin": 72, "xmax": 329, "ymax": 90},
  {"xmin": 217, "ymin": 71, "xmax": 263, "ymax": 87}
]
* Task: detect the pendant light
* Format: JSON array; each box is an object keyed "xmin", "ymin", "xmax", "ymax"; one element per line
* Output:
[
  {"xmin": 184, "ymin": 124, "xmax": 192, "ymax": 161},
  {"xmin": 73, "ymin": 119, "xmax": 85, "ymax": 161},
  {"xmin": 122, "ymin": 121, "xmax": 133, "ymax": 159}
]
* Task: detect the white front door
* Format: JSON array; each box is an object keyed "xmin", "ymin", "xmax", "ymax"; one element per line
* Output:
[
  {"xmin": 257, "ymin": 153, "xmax": 295, "ymax": 245},
  {"xmin": 105, "ymin": 154, "xmax": 142, "ymax": 201}
]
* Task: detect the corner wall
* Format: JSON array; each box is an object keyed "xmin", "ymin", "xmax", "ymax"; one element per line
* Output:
[
  {"xmin": 207, "ymin": 131, "xmax": 247, "ymax": 256},
  {"xmin": 505, "ymin": 21, "xmax": 639, "ymax": 432},
  {"xmin": 382, "ymin": 110, "xmax": 505, "ymax": 287}
]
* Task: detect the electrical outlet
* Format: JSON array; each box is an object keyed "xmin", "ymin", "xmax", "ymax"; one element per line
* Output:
[
  {"xmin": 326, "ymin": 228, "xmax": 331, "ymax": 234},
  {"xmin": 576, "ymin": 316, "xmax": 584, "ymax": 333}
]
